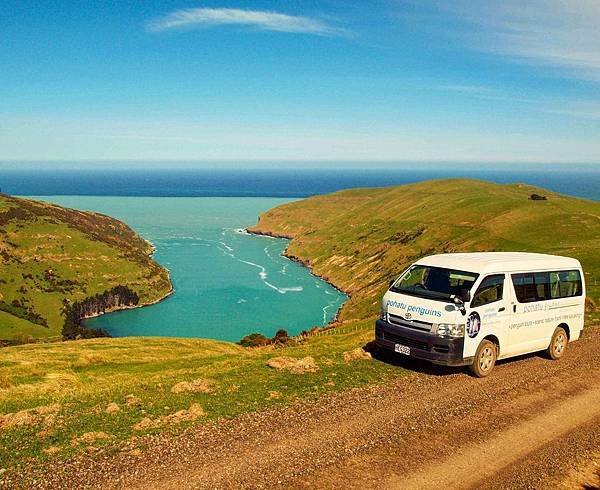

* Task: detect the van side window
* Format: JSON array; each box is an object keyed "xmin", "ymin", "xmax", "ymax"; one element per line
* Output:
[
  {"xmin": 550, "ymin": 270, "xmax": 582, "ymax": 298},
  {"xmin": 471, "ymin": 274, "xmax": 504, "ymax": 307},
  {"xmin": 534, "ymin": 272, "xmax": 551, "ymax": 300},
  {"xmin": 512, "ymin": 270, "xmax": 582, "ymax": 303},
  {"xmin": 512, "ymin": 273, "xmax": 538, "ymax": 303}
]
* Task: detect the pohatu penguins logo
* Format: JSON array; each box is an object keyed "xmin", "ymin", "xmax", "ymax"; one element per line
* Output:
[{"xmin": 466, "ymin": 311, "xmax": 481, "ymax": 338}]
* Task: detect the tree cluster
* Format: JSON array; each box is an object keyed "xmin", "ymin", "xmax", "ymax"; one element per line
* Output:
[
  {"xmin": 62, "ymin": 285, "xmax": 139, "ymax": 340},
  {"xmin": 239, "ymin": 328, "xmax": 291, "ymax": 348}
]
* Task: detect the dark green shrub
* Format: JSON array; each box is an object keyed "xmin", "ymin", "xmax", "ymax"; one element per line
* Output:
[
  {"xmin": 272, "ymin": 329, "xmax": 290, "ymax": 344},
  {"xmin": 239, "ymin": 333, "xmax": 270, "ymax": 347}
]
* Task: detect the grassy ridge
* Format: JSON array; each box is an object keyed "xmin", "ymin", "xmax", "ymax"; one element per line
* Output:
[
  {"xmin": 0, "ymin": 194, "xmax": 172, "ymax": 340},
  {"xmin": 249, "ymin": 179, "xmax": 600, "ymax": 322}
]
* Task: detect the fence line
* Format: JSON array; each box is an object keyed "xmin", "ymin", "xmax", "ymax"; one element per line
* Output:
[{"xmin": 305, "ymin": 322, "xmax": 371, "ymax": 338}]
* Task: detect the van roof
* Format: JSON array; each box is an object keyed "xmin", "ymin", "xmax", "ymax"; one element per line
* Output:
[{"xmin": 415, "ymin": 252, "xmax": 581, "ymax": 274}]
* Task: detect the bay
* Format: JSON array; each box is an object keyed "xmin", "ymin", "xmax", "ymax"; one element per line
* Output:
[{"xmin": 31, "ymin": 196, "xmax": 347, "ymax": 341}]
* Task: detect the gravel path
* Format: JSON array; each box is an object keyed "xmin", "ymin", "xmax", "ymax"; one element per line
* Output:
[{"xmin": 7, "ymin": 327, "xmax": 600, "ymax": 490}]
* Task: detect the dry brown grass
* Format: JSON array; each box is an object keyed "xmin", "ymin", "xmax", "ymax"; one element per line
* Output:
[
  {"xmin": 170, "ymin": 378, "xmax": 216, "ymax": 394},
  {"xmin": 267, "ymin": 356, "xmax": 319, "ymax": 373},
  {"xmin": 0, "ymin": 403, "xmax": 60, "ymax": 431},
  {"xmin": 133, "ymin": 404, "xmax": 205, "ymax": 431}
]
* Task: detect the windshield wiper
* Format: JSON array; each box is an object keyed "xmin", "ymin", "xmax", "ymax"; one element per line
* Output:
[{"xmin": 394, "ymin": 287, "xmax": 450, "ymax": 300}]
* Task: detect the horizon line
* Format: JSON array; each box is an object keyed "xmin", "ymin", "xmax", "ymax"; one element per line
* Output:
[{"xmin": 1, "ymin": 159, "xmax": 599, "ymax": 166}]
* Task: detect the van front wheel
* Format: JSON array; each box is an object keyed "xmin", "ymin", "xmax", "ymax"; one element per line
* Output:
[
  {"xmin": 547, "ymin": 327, "xmax": 568, "ymax": 360},
  {"xmin": 470, "ymin": 340, "xmax": 497, "ymax": 378}
]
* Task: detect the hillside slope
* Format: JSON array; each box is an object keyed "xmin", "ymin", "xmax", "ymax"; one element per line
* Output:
[
  {"xmin": 249, "ymin": 179, "xmax": 600, "ymax": 322},
  {"xmin": 0, "ymin": 194, "xmax": 172, "ymax": 340}
]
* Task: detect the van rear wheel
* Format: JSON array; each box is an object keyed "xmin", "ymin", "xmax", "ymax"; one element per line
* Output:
[
  {"xmin": 547, "ymin": 327, "xmax": 568, "ymax": 360},
  {"xmin": 470, "ymin": 340, "xmax": 497, "ymax": 378}
]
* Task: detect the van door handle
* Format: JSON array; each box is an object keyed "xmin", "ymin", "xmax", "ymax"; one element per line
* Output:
[
  {"xmin": 498, "ymin": 307, "xmax": 505, "ymax": 312},
  {"xmin": 513, "ymin": 305, "xmax": 517, "ymax": 313}
]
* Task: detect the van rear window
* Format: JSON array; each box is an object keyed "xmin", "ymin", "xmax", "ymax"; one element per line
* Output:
[{"xmin": 511, "ymin": 270, "xmax": 582, "ymax": 303}]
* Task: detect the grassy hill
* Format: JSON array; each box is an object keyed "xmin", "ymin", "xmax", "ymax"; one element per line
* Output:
[
  {"xmin": 0, "ymin": 194, "xmax": 172, "ymax": 341},
  {"xmin": 1, "ymin": 179, "xmax": 599, "ymax": 477},
  {"xmin": 249, "ymin": 179, "xmax": 600, "ymax": 321},
  {"xmin": 0, "ymin": 323, "xmax": 392, "ymax": 475}
]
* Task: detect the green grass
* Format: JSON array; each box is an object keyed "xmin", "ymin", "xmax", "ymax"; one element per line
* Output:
[
  {"xmin": 0, "ymin": 320, "xmax": 399, "ymax": 471},
  {"xmin": 1, "ymin": 179, "xmax": 600, "ymax": 473},
  {"xmin": 0, "ymin": 311, "xmax": 42, "ymax": 340},
  {"xmin": 0, "ymin": 195, "xmax": 171, "ymax": 340}
]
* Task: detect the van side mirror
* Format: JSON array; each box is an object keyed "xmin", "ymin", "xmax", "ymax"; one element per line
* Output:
[
  {"xmin": 452, "ymin": 295, "xmax": 467, "ymax": 316},
  {"xmin": 389, "ymin": 279, "xmax": 395, "ymax": 288}
]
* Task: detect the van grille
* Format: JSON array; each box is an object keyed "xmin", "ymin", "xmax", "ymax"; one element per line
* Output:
[
  {"xmin": 383, "ymin": 331, "xmax": 429, "ymax": 351},
  {"xmin": 388, "ymin": 313, "xmax": 432, "ymax": 332}
]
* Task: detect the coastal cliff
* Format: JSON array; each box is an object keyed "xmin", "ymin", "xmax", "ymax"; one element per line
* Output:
[{"xmin": 0, "ymin": 194, "xmax": 172, "ymax": 341}]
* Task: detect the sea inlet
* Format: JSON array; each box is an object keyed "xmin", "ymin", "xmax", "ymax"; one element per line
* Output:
[{"xmin": 33, "ymin": 196, "xmax": 347, "ymax": 341}]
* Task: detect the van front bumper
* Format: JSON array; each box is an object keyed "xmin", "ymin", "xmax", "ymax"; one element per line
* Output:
[{"xmin": 375, "ymin": 319, "xmax": 471, "ymax": 366}]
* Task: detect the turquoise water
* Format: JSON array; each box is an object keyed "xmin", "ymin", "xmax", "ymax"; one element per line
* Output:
[{"xmin": 33, "ymin": 197, "xmax": 347, "ymax": 341}]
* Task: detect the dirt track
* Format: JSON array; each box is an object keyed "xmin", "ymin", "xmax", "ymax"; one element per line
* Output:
[{"xmin": 15, "ymin": 327, "xmax": 600, "ymax": 490}]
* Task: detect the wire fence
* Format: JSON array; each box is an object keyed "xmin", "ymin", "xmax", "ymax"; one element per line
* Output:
[{"xmin": 305, "ymin": 321, "xmax": 372, "ymax": 338}]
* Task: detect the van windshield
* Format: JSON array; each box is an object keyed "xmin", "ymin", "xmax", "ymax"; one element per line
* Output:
[{"xmin": 390, "ymin": 265, "xmax": 479, "ymax": 301}]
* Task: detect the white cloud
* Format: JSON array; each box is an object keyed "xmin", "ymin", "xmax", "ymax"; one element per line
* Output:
[
  {"xmin": 436, "ymin": 84, "xmax": 496, "ymax": 95},
  {"xmin": 544, "ymin": 109, "xmax": 600, "ymax": 120},
  {"xmin": 2, "ymin": 115, "xmax": 600, "ymax": 163},
  {"xmin": 148, "ymin": 8, "xmax": 345, "ymax": 36},
  {"xmin": 433, "ymin": 81, "xmax": 600, "ymax": 122},
  {"xmin": 438, "ymin": 0, "xmax": 600, "ymax": 81}
]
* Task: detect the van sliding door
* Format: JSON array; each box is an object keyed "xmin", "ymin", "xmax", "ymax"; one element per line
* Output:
[{"xmin": 463, "ymin": 274, "xmax": 511, "ymax": 360}]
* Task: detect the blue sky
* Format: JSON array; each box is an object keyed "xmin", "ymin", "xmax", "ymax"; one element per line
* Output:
[{"xmin": 1, "ymin": 0, "xmax": 599, "ymax": 163}]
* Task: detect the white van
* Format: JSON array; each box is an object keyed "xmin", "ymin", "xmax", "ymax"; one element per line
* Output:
[{"xmin": 375, "ymin": 252, "xmax": 585, "ymax": 377}]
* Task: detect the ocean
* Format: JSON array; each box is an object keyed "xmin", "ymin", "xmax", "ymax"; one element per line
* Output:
[
  {"xmin": 3, "ymin": 164, "xmax": 600, "ymax": 200},
  {"xmin": 13, "ymin": 164, "xmax": 598, "ymax": 340}
]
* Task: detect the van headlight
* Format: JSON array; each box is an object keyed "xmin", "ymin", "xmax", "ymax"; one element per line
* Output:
[{"xmin": 436, "ymin": 323, "xmax": 465, "ymax": 338}]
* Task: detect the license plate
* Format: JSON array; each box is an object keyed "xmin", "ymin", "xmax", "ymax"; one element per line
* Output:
[{"xmin": 394, "ymin": 344, "xmax": 410, "ymax": 355}]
